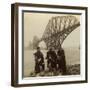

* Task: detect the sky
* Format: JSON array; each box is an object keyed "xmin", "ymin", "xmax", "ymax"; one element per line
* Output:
[{"xmin": 24, "ymin": 12, "xmax": 80, "ymax": 48}]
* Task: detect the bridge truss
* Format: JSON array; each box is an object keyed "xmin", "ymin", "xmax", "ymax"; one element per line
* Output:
[{"xmin": 40, "ymin": 15, "xmax": 80, "ymax": 49}]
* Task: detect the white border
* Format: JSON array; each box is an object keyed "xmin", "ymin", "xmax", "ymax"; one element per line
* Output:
[{"xmin": 18, "ymin": 6, "xmax": 86, "ymax": 84}]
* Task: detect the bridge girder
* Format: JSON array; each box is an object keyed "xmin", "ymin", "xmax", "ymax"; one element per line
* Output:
[{"xmin": 40, "ymin": 15, "xmax": 80, "ymax": 49}]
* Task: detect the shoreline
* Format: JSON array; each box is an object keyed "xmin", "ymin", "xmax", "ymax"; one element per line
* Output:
[{"xmin": 27, "ymin": 64, "xmax": 80, "ymax": 77}]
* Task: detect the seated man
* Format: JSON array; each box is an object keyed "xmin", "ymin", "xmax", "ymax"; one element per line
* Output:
[
  {"xmin": 34, "ymin": 47, "xmax": 45, "ymax": 74},
  {"xmin": 46, "ymin": 48, "xmax": 57, "ymax": 73}
]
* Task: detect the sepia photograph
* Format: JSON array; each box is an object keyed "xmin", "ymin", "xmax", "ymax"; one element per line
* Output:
[
  {"xmin": 11, "ymin": 3, "xmax": 87, "ymax": 86},
  {"xmin": 23, "ymin": 12, "xmax": 80, "ymax": 77}
]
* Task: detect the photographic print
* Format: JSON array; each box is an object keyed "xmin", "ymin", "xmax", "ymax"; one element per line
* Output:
[
  {"xmin": 11, "ymin": 3, "xmax": 88, "ymax": 87},
  {"xmin": 24, "ymin": 13, "xmax": 80, "ymax": 77}
]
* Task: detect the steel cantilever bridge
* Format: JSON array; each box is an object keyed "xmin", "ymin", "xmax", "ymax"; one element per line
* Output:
[{"xmin": 38, "ymin": 15, "xmax": 80, "ymax": 49}]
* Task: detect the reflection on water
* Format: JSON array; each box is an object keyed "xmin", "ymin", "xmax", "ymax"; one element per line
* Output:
[{"xmin": 24, "ymin": 48, "xmax": 80, "ymax": 77}]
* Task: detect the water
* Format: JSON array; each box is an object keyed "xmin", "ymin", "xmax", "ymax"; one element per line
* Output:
[{"xmin": 24, "ymin": 48, "xmax": 80, "ymax": 77}]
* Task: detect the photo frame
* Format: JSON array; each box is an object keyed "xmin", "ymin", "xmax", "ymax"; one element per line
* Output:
[{"xmin": 11, "ymin": 3, "xmax": 88, "ymax": 87}]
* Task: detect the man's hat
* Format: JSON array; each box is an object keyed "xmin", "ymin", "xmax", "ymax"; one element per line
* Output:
[{"xmin": 37, "ymin": 46, "xmax": 40, "ymax": 49}]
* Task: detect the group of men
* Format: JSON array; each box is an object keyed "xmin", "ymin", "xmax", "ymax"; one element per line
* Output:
[{"xmin": 34, "ymin": 46, "xmax": 67, "ymax": 75}]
